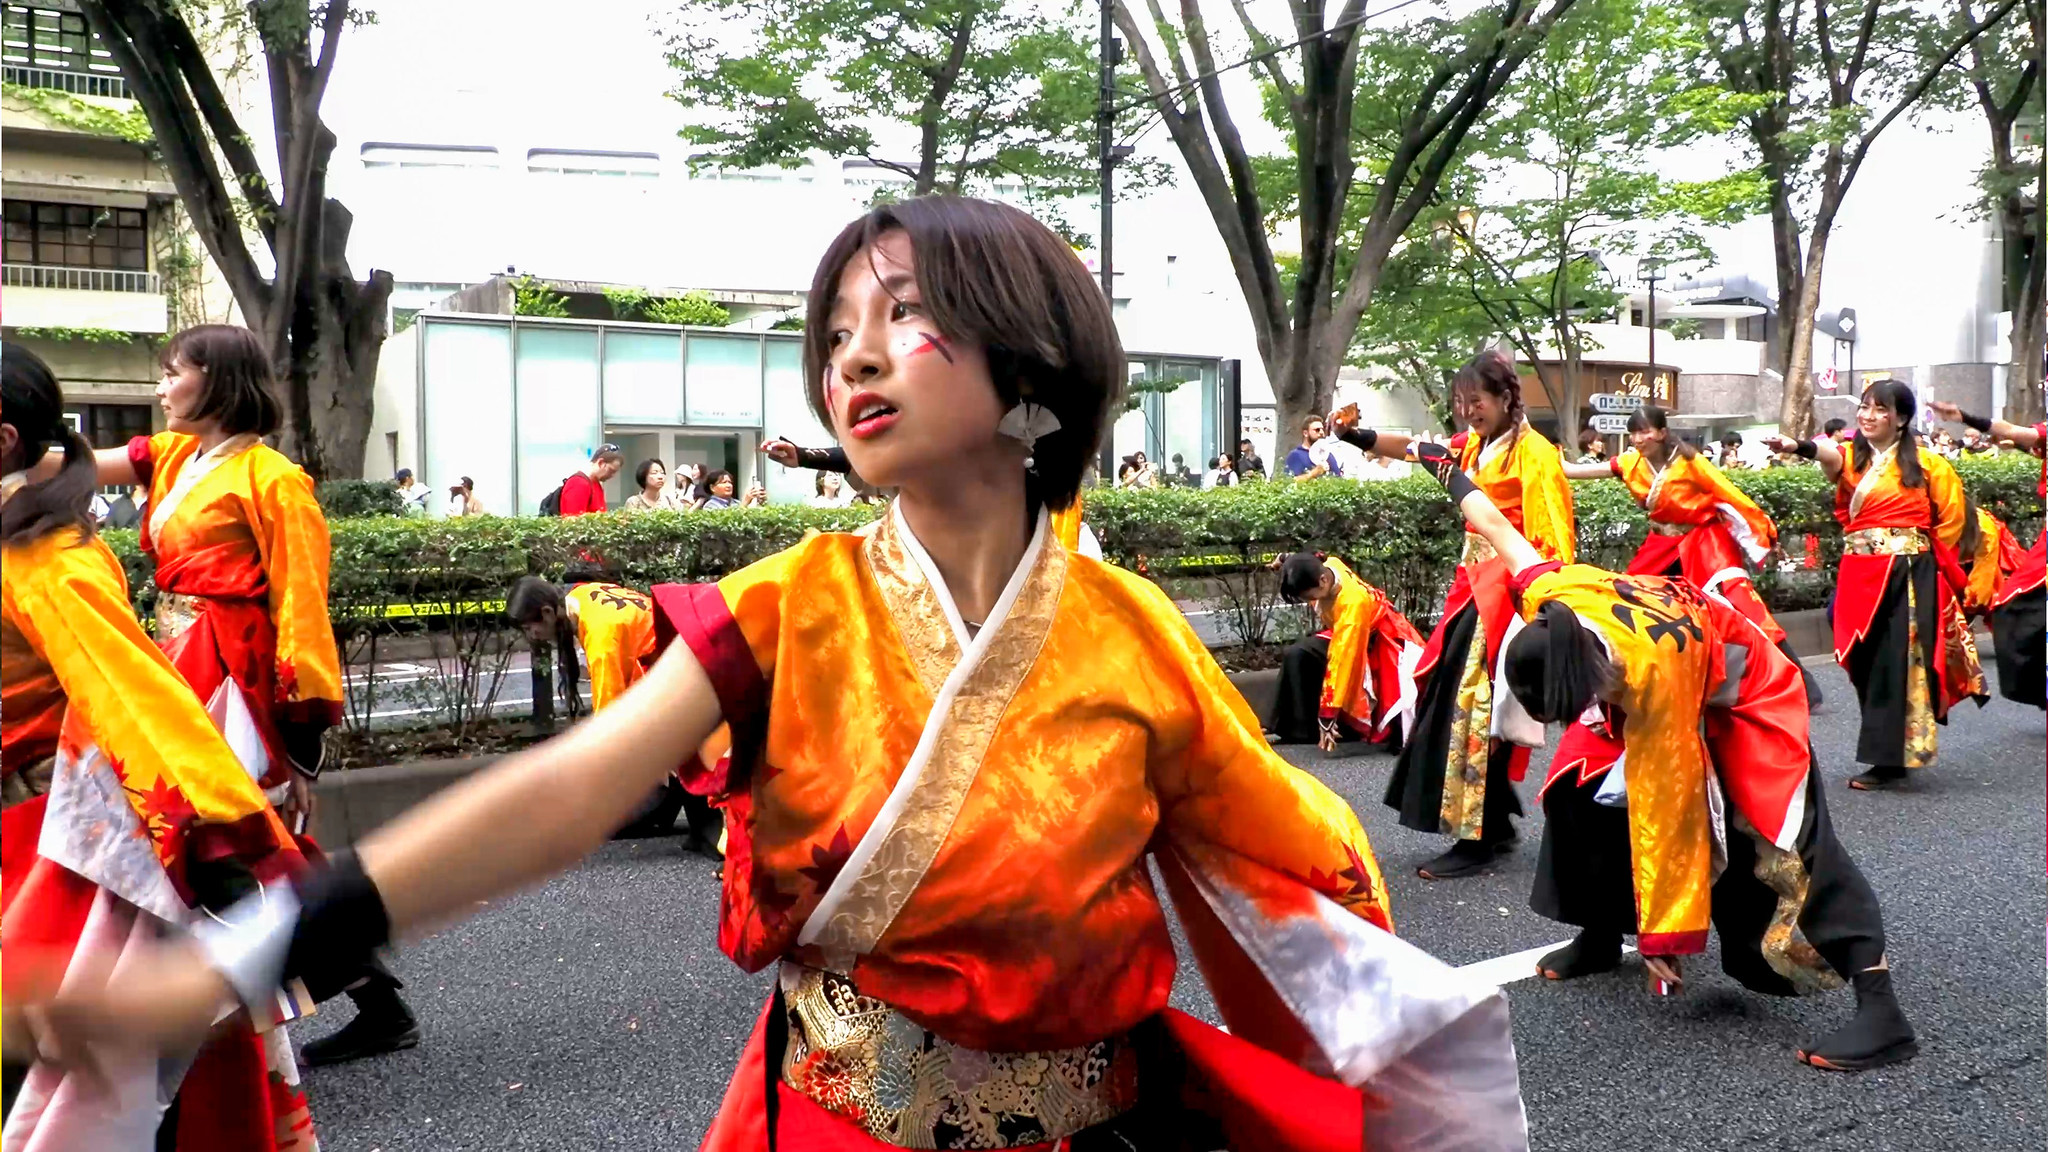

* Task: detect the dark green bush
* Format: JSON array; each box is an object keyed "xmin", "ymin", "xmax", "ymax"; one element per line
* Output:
[{"xmin": 316, "ymin": 479, "xmax": 405, "ymax": 519}]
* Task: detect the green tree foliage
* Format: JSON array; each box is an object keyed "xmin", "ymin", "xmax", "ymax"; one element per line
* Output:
[
  {"xmin": 1676, "ymin": 0, "xmax": 2023, "ymax": 436},
  {"xmin": 663, "ymin": 0, "xmax": 1166, "ymax": 236},
  {"xmin": 1116, "ymin": 0, "xmax": 1580, "ymax": 464},
  {"xmin": 511, "ymin": 277, "xmax": 571, "ymax": 318},
  {"xmin": 643, "ymin": 291, "xmax": 732, "ymax": 326}
]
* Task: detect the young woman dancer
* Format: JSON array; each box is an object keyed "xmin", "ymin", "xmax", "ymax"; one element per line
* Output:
[
  {"xmin": 1560, "ymin": 405, "xmax": 1818, "ymax": 704},
  {"xmin": 20, "ymin": 198, "xmax": 1527, "ymax": 1151},
  {"xmin": 0, "ymin": 343, "xmax": 317, "ymax": 1149},
  {"xmin": 1333, "ymin": 351, "xmax": 1576, "ymax": 879},
  {"xmin": 76, "ymin": 324, "xmax": 418, "ymax": 1063},
  {"xmin": 1264, "ymin": 552, "xmax": 1425, "ymax": 752},
  {"xmin": 1764, "ymin": 382, "xmax": 1987, "ymax": 790},
  {"xmin": 1420, "ymin": 441, "xmax": 1918, "ymax": 1071},
  {"xmin": 1930, "ymin": 400, "xmax": 2044, "ymax": 708}
]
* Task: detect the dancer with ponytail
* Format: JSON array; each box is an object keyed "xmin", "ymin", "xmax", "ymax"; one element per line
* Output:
[
  {"xmin": 1418, "ymin": 439, "xmax": 1918, "ymax": 1071},
  {"xmin": 1561, "ymin": 405, "xmax": 1818, "ymax": 704},
  {"xmin": 1930, "ymin": 400, "xmax": 2044, "ymax": 708},
  {"xmin": 1331, "ymin": 350, "xmax": 1576, "ymax": 880},
  {"xmin": 1264, "ymin": 552, "xmax": 1425, "ymax": 752},
  {"xmin": 72, "ymin": 324, "xmax": 419, "ymax": 1063},
  {"xmin": 0, "ymin": 343, "xmax": 318, "ymax": 1149},
  {"xmin": 18, "ymin": 198, "xmax": 1527, "ymax": 1152},
  {"xmin": 1764, "ymin": 381, "xmax": 1987, "ymax": 789}
]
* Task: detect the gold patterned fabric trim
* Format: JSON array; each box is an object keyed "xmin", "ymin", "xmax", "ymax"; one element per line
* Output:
[
  {"xmin": 812, "ymin": 511, "xmax": 1066, "ymax": 967},
  {"xmin": 1903, "ymin": 576, "xmax": 1937, "ymax": 769},
  {"xmin": 1460, "ymin": 531, "xmax": 1498, "ymax": 565},
  {"xmin": 1646, "ymin": 521, "xmax": 1688, "ymax": 537},
  {"xmin": 1438, "ymin": 618, "xmax": 1493, "ymax": 841},
  {"xmin": 866, "ymin": 509, "xmax": 965, "ymax": 699},
  {"xmin": 1, "ymin": 755, "xmax": 55, "ymax": 810},
  {"xmin": 780, "ymin": 964, "xmax": 1139, "ymax": 1148},
  {"xmin": 1730, "ymin": 809, "xmax": 1843, "ymax": 995},
  {"xmin": 155, "ymin": 590, "xmax": 207, "ymax": 644},
  {"xmin": 1843, "ymin": 527, "xmax": 1928, "ymax": 556}
]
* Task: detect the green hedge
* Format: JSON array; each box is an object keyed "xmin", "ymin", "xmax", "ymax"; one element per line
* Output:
[
  {"xmin": 101, "ymin": 454, "xmax": 2041, "ymax": 639},
  {"xmin": 315, "ymin": 479, "xmax": 405, "ymax": 519}
]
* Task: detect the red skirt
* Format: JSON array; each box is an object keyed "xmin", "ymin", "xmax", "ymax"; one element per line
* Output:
[{"xmin": 1628, "ymin": 523, "xmax": 1785, "ymax": 644}]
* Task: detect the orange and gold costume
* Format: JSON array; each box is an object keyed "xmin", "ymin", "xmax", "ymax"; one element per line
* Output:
[
  {"xmin": 1609, "ymin": 448, "xmax": 1785, "ymax": 643},
  {"xmin": 1830, "ymin": 443, "xmax": 1985, "ymax": 768},
  {"xmin": 1511, "ymin": 560, "xmax": 1887, "ymax": 989},
  {"xmin": 1989, "ymin": 424, "xmax": 2045, "ymax": 708},
  {"xmin": 1386, "ymin": 423, "xmax": 1574, "ymax": 842},
  {"xmin": 566, "ymin": 581, "xmax": 657, "ymax": 711},
  {"xmin": 128, "ymin": 432, "xmax": 343, "ymax": 788},
  {"xmin": 1316, "ymin": 558, "xmax": 1424, "ymax": 740},
  {"xmin": 652, "ymin": 505, "xmax": 1524, "ymax": 1150},
  {"xmin": 1960, "ymin": 506, "xmax": 2027, "ymax": 617},
  {"xmin": 1, "ymin": 521, "xmax": 314, "ymax": 1152}
]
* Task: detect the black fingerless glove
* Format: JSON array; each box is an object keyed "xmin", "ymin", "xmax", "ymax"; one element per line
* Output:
[
  {"xmin": 1959, "ymin": 411, "xmax": 1993, "ymax": 434},
  {"xmin": 1794, "ymin": 440, "xmax": 1818, "ymax": 460},
  {"xmin": 287, "ymin": 851, "xmax": 394, "ymax": 1003},
  {"xmin": 1336, "ymin": 427, "xmax": 1378, "ymax": 453},
  {"xmin": 282, "ymin": 724, "xmax": 326, "ymax": 779},
  {"xmin": 1411, "ymin": 441, "xmax": 1468, "ymax": 496}
]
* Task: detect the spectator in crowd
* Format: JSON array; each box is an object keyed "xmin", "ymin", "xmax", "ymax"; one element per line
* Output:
[
  {"xmin": 697, "ymin": 468, "xmax": 742, "ymax": 509},
  {"xmin": 1204, "ymin": 454, "xmax": 1239, "ymax": 488},
  {"xmin": 446, "ymin": 475, "xmax": 485, "ymax": 517},
  {"xmin": 1117, "ymin": 451, "xmax": 1160, "ymax": 488},
  {"xmin": 102, "ymin": 482, "xmax": 144, "ymax": 529},
  {"xmin": 1235, "ymin": 437, "xmax": 1267, "ymax": 479},
  {"xmin": 394, "ymin": 466, "xmax": 431, "ymax": 516},
  {"xmin": 88, "ymin": 487, "xmax": 112, "ymax": 524},
  {"xmin": 1962, "ymin": 430, "xmax": 1997, "ymax": 455},
  {"xmin": 744, "ymin": 479, "xmax": 768, "ymax": 507},
  {"xmin": 559, "ymin": 443, "xmax": 623, "ymax": 515},
  {"xmin": 623, "ymin": 458, "xmax": 687, "ymax": 512},
  {"xmin": 811, "ymin": 470, "xmax": 854, "ymax": 507},
  {"xmin": 1823, "ymin": 417, "xmax": 1851, "ymax": 441},
  {"xmin": 1285, "ymin": 415, "xmax": 1327, "ymax": 477},
  {"xmin": 1717, "ymin": 431, "xmax": 1748, "ymax": 469},
  {"xmin": 1576, "ymin": 427, "xmax": 1608, "ymax": 464},
  {"xmin": 1169, "ymin": 452, "xmax": 1198, "ymax": 487},
  {"xmin": 1932, "ymin": 429, "xmax": 1962, "ymax": 458}
]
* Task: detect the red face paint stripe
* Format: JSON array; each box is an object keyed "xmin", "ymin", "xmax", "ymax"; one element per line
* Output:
[{"xmin": 912, "ymin": 332, "xmax": 954, "ymax": 363}]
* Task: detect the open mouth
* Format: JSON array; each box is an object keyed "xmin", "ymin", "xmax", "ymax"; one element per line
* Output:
[{"xmin": 846, "ymin": 392, "xmax": 900, "ymax": 439}]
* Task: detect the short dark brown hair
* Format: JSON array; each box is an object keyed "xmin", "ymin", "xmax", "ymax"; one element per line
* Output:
[
  {"xmin": 802, "ymin": 196, "xmax": 1123, "ymax": 512},
  {"xmin": 1301, "ymin": 414, "xmax": 1325, "ymax": 433},
  {"xmin": 159, "ymin": 324, "xmax": 281, "ymax": 436}
]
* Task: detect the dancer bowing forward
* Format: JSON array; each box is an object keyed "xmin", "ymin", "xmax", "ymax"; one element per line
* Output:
[
  {"xmin": 1928, "ymin": 400, "xmax": 2044, "ymax": 709},
  {"xmin": 1560, "ymin": 405, "xmax": 1819, "ymax": 704},
  {"xmin": 1263, "ymin": 552, "xmax": 1425, "ymax": 751},
  {"xmin": 1764, "ymin": 381, "xmax": 1987, "ymax": 791},
  {"xmin": 1420, "ymin": 440, "xmax": 1918, "ymax": 1071},
  {"xmin": 1331, "ymin": 351, "xmax": 1575, "ymax": 879},
  {"xmin": 18, "ymin": 197, "xmax": 1527, "ymax": 1152}
]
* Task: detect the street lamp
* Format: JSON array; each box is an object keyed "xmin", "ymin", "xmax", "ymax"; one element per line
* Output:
[{"xmin": 1639, "ymin": 257, "xmax": 1667, "ymax": 402}]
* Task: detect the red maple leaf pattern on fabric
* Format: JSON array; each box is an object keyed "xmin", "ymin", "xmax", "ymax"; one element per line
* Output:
[
  {"xmin": 129, "ymin": 774, "xmax": 197, "ymax": 874},
  {"xmin": 798, "ymin": 825, "xmax": 854, "ymax": 890},
  {"xmin": 1292, "ymin": 844, "xmax": 1379, "ymax": 910},
  {"xmin": 275, "ymin": 656, "xmax": 299, "ymax": 703}
]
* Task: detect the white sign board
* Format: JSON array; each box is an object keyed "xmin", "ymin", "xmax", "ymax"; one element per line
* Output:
[
  {"xmin": 1240, "ymin": 406, "xmax": 1277, "ymax": 446},
  {"xmin": 1590, "ymin": 393, "xmax": 1645, "ymax": 414},
  {"xmin": 1589, "ymin": 413, "xmax": 1632, "ymax": 434}
]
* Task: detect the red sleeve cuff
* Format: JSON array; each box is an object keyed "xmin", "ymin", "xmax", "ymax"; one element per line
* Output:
[
  {"xmin": 651, "ymin": 582, "xmax": 767, "ymax": 791},
  {"xmin": 1608, "ymin": 457, "xmax": 1623, "ymax": 478},
  {"xmin": 1509, "ymin": 559, "xmax": 1565, "ymax": 603},
  {"xmin": 127, "ymin": 434, "xmax": 155, "ymax": 486}
]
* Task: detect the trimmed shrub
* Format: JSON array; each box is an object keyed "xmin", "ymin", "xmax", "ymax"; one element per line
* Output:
[{"xmin": 316, "ymin": 479, "xmax": 405, "ymax": 520}]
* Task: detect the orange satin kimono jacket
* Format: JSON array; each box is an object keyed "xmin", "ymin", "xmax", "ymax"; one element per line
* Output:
[
  {"xmin": 130, "ymin": 432, "xmax": 343, "ymax": 785},
  {"xmin": 1962, "ymin": 507, "xmax": 2027, "ymax": 616},
  {"xmin": 1316, "ymin": 558, "xmax": 1424, "ymax": 740},
  {"xmin": 567, "ymin": 581, "xmax": 656, "ymax": 711},
  {"xmin": 1611, "ymin": 449, "xmax": 1784, "ymax": 642},
  {"xmin": 1513, "ymin": 562, "xmax": 1809, "ymax": 958},
  {"xmin": 1999, "ymin": 424, "xmax": 2048, "ymax": 608},
  {"xmin": 1829, "ymin": 444, "xmax": 1968, "ymax": 669},
  {"xmin": 651, "ymin": 508, "xmax": 1525, "ymax": 1150}
]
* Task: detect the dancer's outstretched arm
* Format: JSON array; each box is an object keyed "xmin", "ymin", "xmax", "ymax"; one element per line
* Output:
[
  {"xmin": 1762, "ymin": 433, "xmax": 1843, "ymax": 481},
  {"xmin": 1411, "ymin": 445, "xmax": 1544, "ymax": 577},
  {"xmin": 1930, "ymin": 401, "xmax": 2042, "ymax": 451},
  {"xmin": 1560, "ymin": 460, "xmax": 1615, "ymax": 481}
]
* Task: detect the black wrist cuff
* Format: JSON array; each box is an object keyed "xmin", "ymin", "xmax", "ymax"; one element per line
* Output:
[
  {"xmin": 1794, "ymin": 440, "xmax": 1819, "ymax": 460},
  {"xmin": 1960, "ymin": 412, "xmax": 1993, "ymax": 434},
  {"xmin": 1338, "ymin": 427, "xmax": 1378, "ymax": 453},
  {"xmin": 1445, "ymin": 468, "xmax": 1478, "ymax": 504},
  {"xmin": 287, "ymin": 851, "xmax": 393, "ymax": 1003}
]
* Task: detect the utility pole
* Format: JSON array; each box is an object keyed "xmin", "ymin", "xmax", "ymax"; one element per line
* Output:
[
  {"xmin": 1640, "ymin": 257, "xmax": 1666, "ymax": 404},
  {"xmin": 1098, "ymin": 0, "xmax": 1117, "ymax": 301}
]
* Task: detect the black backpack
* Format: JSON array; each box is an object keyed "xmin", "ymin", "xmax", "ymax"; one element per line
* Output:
[{"xmin": 538, "ymin": 482, "xmax": 566, "ymax": 517}]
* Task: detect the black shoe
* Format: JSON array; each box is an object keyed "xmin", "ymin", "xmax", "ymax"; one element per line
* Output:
[
  {"xmin": 1537, "ymin": 929, "xmax": 1625, "ymax": 981},
  {"xmin": 1849, "ymin": 765, "xmax": 1908, "ymax": 792},
  {"xmin": 1798, "ymin": 967, "xmax": 1918, "ymax": 1071},
  {"xmin": 302, "ymin": 990, "xmax": 420, "ymax": 1067},
  {"xmin": 1417, "ymin": 837, "xmax": 1512, "ymax": 880}
]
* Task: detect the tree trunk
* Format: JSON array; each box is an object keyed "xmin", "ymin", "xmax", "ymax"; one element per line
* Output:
[
  {"xmin": 2008, "ymin": 255, "xmax": 2046, "ymax": 424},
  {"xmin": 1777, "ymin": 225, "xmax": 1832, "ymax": 437},
  {"xmin": 1271, "ymin": 347, "xmax": 1324, "ymax": 473}
]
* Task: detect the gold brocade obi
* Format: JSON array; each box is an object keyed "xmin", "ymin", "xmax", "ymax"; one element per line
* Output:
[
  {"xmin": 1647, "ymin": 520, "xmax": 1688, "ymax": 537},
  {"xmin": 154, "ymin": 590, "xmax": 207, "ymax": 643},
  {"xmin": 779, "ymin": 963, "xmax": 1140, "ymax": 1148},
  {"xmin": 1844, "ymin": 526, "xmax": 1929, "ymax": 556},
  {"xmin": 1460, "ymin": 531, "xmax": 1499, "ymax": 565}
]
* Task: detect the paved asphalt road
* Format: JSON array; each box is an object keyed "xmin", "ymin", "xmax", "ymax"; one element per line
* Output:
[{"xmin": 294, "ymin": 659, "xmax": 2044, "ymax": 1151}]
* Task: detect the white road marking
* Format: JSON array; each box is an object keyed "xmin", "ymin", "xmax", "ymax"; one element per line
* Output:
[{"xmin": 1456, "ymin": 939, "xmax": 1639, "ymax": 987}]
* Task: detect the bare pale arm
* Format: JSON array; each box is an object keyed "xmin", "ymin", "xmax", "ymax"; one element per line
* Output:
[
  {"xmin": 1560, "ymin": 461, "xmax": 1616, "ymax": 481},
  {"xmin": 360, "ymin": 639, "xmax": 723, "ymax": 936},
  {"xmin": 1929, "ymin": 400, "xmax": 2041, "ymax": 451},
  {"xmin": 1763, "ymin": 434, "xmax": 1843, "ymax": 482},
  {"xmin": 1458, "ymin": 487, "xmax": 1545, "ymax": 577}
]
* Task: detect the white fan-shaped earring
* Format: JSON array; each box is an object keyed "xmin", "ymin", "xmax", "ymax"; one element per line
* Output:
[{"xmin": 997, "ymin": 402, "xmax": 1061, "ymax": 469}]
